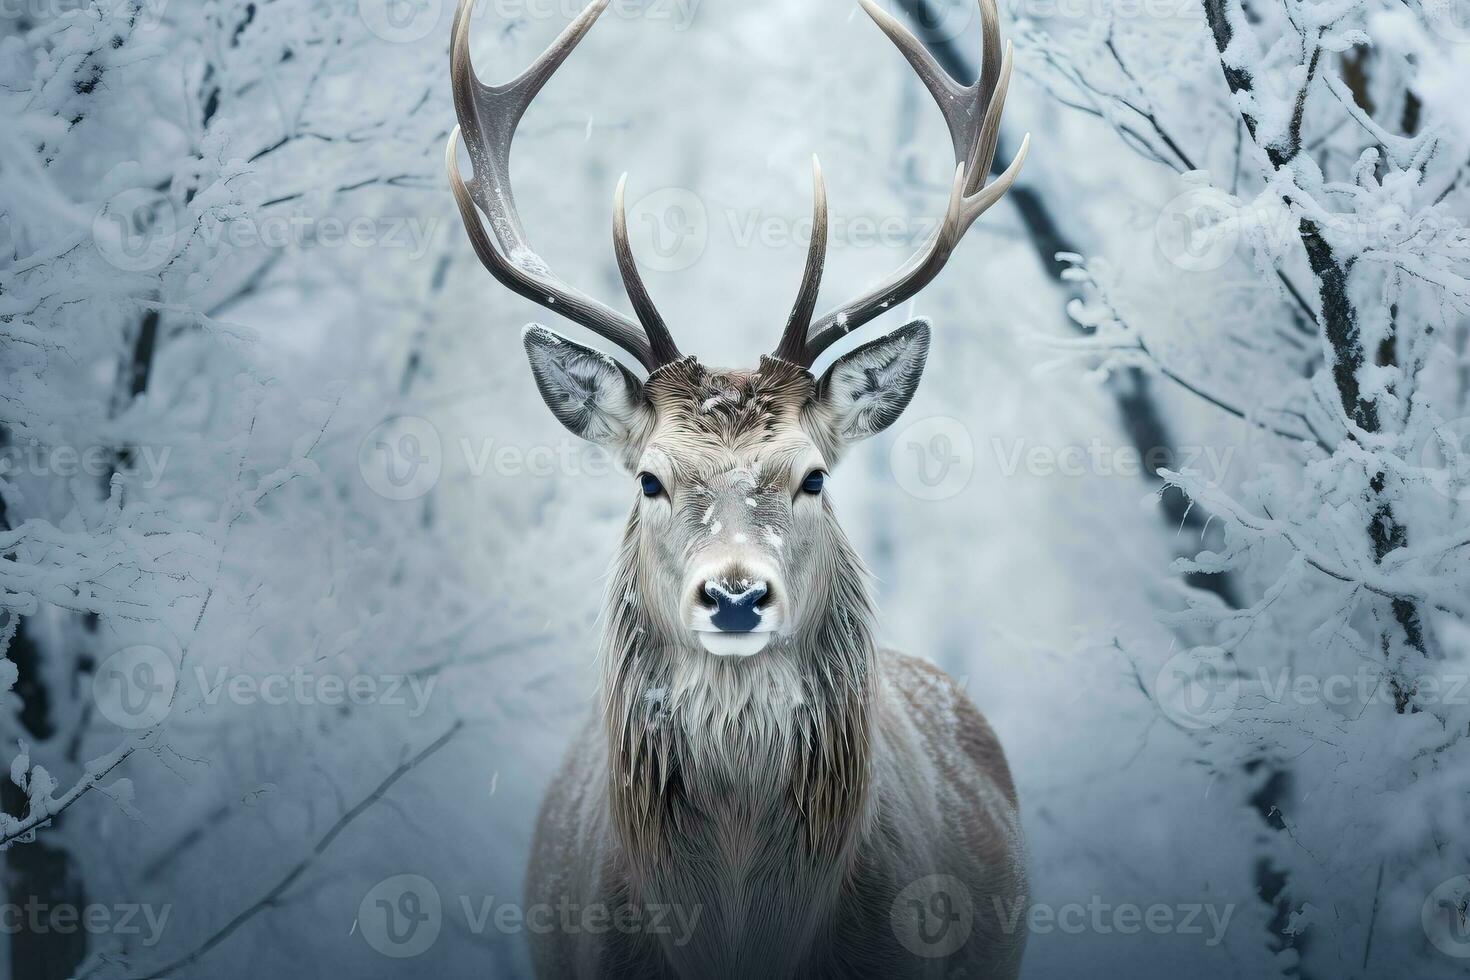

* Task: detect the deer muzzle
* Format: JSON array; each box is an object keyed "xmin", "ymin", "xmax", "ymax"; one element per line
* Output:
[{"xmin": 688, "ymin": 571, "xmax": 780, "ymax": 657}]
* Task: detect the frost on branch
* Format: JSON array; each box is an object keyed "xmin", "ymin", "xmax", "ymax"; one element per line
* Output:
[{"xmin": 1022, "ymin": 0, "xmax": 1470, "ymax": 972}]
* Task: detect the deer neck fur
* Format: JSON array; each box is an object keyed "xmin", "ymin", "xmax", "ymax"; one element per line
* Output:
[{"xmin": 599, "ymin": 511, "xmax": 878, "ymax": 973}]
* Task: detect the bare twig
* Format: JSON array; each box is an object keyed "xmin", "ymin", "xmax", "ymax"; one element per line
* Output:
[{"xmin": 126, "ymin": 721, "xmax": 464, "ymax": 979}]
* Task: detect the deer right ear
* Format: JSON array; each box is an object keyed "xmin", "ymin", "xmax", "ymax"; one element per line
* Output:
[
  {"xmin": 522, "ymin": 325, "xmax": 653, "ymax": 454},
  {"xmin": 811, "ymin": 319, "xmax": 930, "ymax": 450}
]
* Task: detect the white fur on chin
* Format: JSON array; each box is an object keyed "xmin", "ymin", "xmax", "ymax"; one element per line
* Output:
[{"xmin": 696, "ymin": 632, "xmax": 772, "ymax": 657}]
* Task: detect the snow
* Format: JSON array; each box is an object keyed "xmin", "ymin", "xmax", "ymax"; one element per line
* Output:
[
  {"xmin": 1, "ymin": 1, "xmax": 1466, "ymax": 978},
  {"xmin": 508, "ymin": 246, "xmax": 552, "ymax": 278}
]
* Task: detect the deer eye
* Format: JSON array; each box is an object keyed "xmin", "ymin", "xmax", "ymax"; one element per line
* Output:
[
  {"xmin": 800, "ymin": 470, "xmax": 826, "ymax": 495},
  {"xmin": 639, "ymin": 472, "xmax": 664, "ymax": 497}
]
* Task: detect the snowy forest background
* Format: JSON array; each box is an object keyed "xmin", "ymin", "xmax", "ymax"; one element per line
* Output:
[{"xmin": 2, "ymin": 0, "xmax": 1469, "ymax": 976}]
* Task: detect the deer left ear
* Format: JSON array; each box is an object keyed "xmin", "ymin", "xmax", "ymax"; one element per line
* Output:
[
  {"xmin": 522, "ymin": 324, "xmax": 653, "ymax": 457},
  {"xmin": 812, "ymin": 319, "xmax": 930, "ymax": 447}
]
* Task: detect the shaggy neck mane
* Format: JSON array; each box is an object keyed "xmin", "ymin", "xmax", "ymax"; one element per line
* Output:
[{"xmin": 600, "ymin": 512, "xmax": 877, "ymax": 875}]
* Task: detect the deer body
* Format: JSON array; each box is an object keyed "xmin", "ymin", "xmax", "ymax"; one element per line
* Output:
[
  {"xmin": 527, "ymin": 652, "xmax": 1024, "ymax": 979},
  {"xmin": 444, "ymin": 1, "xmax": 1032, "ymax": 975},
  {"xmin": 523, "ymin": 361, "xmax": 1026, "ymax": 978}
]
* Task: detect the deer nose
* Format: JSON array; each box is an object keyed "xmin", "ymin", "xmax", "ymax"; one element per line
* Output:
[{"xmin": 700, "ymin": 581, "xmax": 769, "ymax": 633}]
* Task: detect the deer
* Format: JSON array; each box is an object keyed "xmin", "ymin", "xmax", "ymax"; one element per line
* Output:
[{"xmin": 446, "ymin": 0, "xmax": 1031, "ymax": 975}]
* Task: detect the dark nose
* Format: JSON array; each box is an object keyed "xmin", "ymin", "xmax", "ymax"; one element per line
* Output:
[{"xmin": 701, "ymin": 581, "xmax": 769, "ymax": 633}]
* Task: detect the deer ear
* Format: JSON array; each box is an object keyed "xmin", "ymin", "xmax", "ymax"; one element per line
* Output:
[
  {"xmin": 522, "ymin": 325, "xmax": 653, "ymax": 452},
  {"xmin": 812, "ymin": 319, "xmax": 930, "ymax": 446}
]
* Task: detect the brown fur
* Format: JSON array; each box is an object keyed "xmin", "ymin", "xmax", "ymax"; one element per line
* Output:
[{"xmin": 523, "ymin": 345, "xmax": 1027, "ymax": 979}]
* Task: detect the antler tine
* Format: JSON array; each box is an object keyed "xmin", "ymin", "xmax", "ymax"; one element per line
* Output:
[
  {"xmin": 784, "ymin": 0, "xmax": 1029, "ymax": 368},
  {"xmin": 774, "ymin": 156, "xmax": 829, "ymax": 365},
  {"xmin": 446, "ymin": 0, "xmax": 679, "ymax": 371},
  {"xmin": 854, "ymin": 0, "xmax": 969, "ymax": 153},
  {"xmin": 613, "ymin": 174, "xmax": 683, "ymax": 366}
]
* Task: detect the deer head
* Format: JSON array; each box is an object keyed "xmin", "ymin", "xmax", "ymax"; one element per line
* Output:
[{"xmin": 446, "ymin": 0, "xmax": 1027, "ymax": 659}]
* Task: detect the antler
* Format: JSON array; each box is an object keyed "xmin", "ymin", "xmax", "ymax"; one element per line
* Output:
[
  {"xmin": 446, "ymin": 0, "xmax": 682, "ymax": 371},
  {"xmin": 774, "ymin": 0, "xmax": 1031, "ymax": 368}
]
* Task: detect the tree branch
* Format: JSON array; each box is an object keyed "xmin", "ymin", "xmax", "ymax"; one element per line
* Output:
[{"xmin": 125, "ymin": 721, "xmax": 464, "ymax": 979}]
